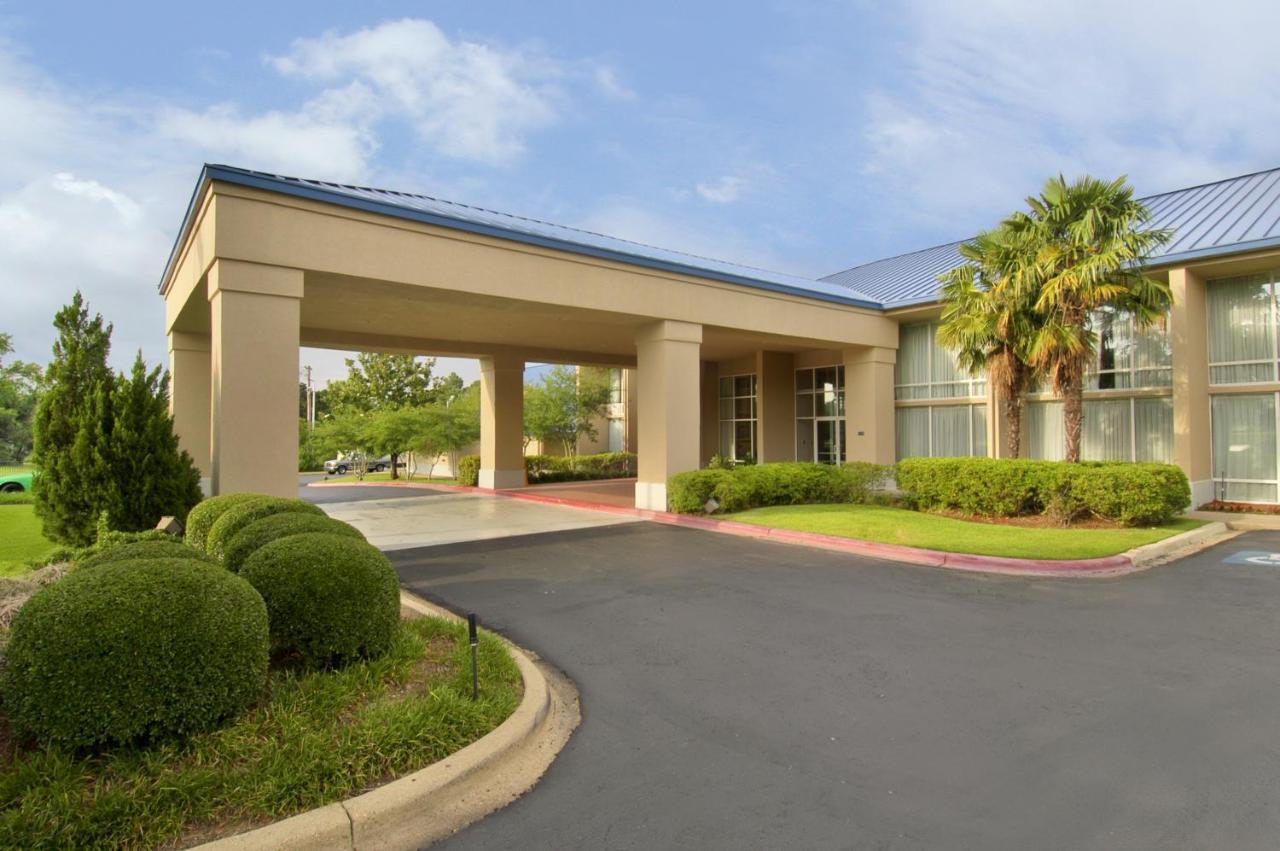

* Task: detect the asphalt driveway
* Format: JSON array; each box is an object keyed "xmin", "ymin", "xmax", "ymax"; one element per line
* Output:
[{"xmin": 391, "ymin": 523, "xmax": 1280, "ymax": 850}]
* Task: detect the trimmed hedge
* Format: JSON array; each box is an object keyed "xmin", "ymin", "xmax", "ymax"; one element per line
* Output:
[
  {"xmin": 455, "ymin": 455, "xmax": 480, "ymax": 487},
  {"xmin": 204, "ymin": 496, "xmax": 324, "ymax": 560},
  {"xmin": 184, "ymin": 493, "xmax": 264, "ymax": 552},
  {"xmin": 2, "ymin": 558, "xmax": 268, "ymax": 749},
  {"xmin": 223, "ymin": 512, "xmax": 365, "ymax": 573},
  {"xmin": 240, "ymin": 533, "xmax": 400, "ymax": 667},
  {"xmin": 525, "ymin": 452, "xmax": 636, "ymax": 484},
  {"xmin": 78, "ymin": 539, "xmax": 217, "ymax": 569},
  {"xmin": 668, "ymin": 462, "xmax": 892, "ymax": 514},
  {"xmin": 895, "ymin": 457, "xmax": 1190, "ymax": 526}
]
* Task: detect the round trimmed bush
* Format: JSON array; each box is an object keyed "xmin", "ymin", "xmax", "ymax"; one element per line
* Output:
[
  {"xmin": 223, "ymin": 512, "xmax": 365, "ymax": 573},
  {"xmin": 2, "ymin": 558, "xmax": 269, "ymax": 749},
  {"xmin": 78, "ymin": 539, "xmax": 217, "ymax": 569},
  {"xmin": 185, "ymin": 493, "xmax": 267, "ymax": 552},
  {"xmin": 205, "ymin": 497, "xmax": 325, "ymax": 560},
  {"xmin": 240, "ymin": 533, "xmax": 399, "ymax": 667}
]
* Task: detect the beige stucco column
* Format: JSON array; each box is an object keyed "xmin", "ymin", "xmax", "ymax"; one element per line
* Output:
[
  {"xmin": 635, "ymin": 320, "xmax": 703, "ymax": 510},
  {"xmin": 479, "ymin": 354, "xmax": 526, "ymax": 489},
  {"xmin": 168, "ymin": 331, "xmax": 211, "ymax": 476},
  {"xmin": 699, "ymin": 361, "xmax": 718, "ymax": 463},
  {"xmin": 843, "ymin": 346, "xmax": 896, "ymax": 464},
  {"xmin": 1169, "ymin": 266, "xmax": 1213, "ymax": 506},
  {"xmin": 756, "ymin": 350, "xmax": 795, "ymax": 462},
  {"xmin": 208, "ymin": 259, "xmax": 302, "ymax": 497}
]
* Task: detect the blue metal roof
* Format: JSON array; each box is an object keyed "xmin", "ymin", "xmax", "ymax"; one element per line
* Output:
[
  {"xmin": 822, "ymin": 166, "xmax": 1280, "ymax": 308},
  {"xmin": 162, "ymin": 164, "xmax": 881, "ymax": 308}
]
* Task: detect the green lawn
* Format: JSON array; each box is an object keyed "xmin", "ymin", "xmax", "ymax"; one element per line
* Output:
[
  {"xmin": 0, "ymin": 616, "xmax": 521, "ymax": 848},
  {"xmin": 0, "ymin": 505, "xmax": 58, "ymax": 576},
  {"xmin": 724, "ymin": 503, "xmax": 1203, "ymax": 560},
  {"xmin": 321, "ymin": 471, "xmax": 457, "ymax": 485}
]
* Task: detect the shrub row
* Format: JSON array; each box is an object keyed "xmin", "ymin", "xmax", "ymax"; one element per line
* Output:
[
  {"xmin": 525, "ymin": 452, "xmax": 637, "ymax": 483},
  {"xmin": 895, "ymin": 457, "xmax": 1190, "ymax": 526},
  {"xmin": 668, "ymin": 462, "xmax": 892, "ymax": 514}
]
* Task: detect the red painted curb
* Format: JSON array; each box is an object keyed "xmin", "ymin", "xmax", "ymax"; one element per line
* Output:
[{"xmin": 306, "ymin": 479, "xmax": 1137, "ymax": 577}]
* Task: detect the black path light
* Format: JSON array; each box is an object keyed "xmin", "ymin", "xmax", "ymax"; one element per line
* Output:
[{"xmin": 468, "ymin": 613, "xmax": 479, "ymax": 700}]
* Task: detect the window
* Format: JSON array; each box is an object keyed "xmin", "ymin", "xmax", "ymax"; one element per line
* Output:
[
  {"xmin": 607, "ymin": 418, "xmax": 624, "ymax": 453},
  {"xmin": 1207, "ymin": 272, "xmax": 1280, "ymax": 385},
  {"xmin": 795, "ymin": 366, "xmax": 845, "ymax": 463},
  {"xmin": 719, "ymin": 374, "xmax": 757, "ymax": 463},
  {"xmin": 895, "ymin": 322, "xmax": 986, "ymax": 400},
  {"xmin": 1088, "ymin": 310, "xmax": 1171, "ymax": 390},
  {"xmin": 1022, "ymin": 397, "xmax": 1173, "ymax": 463},
  {"xmin": 1211, "ymin": 393, "xmax": 1278, "ymax": 503},
  {"xmin": 607, "ymin": 369, "xmax": 624, "ymax": 405},
  {"xmin": 894, "ymin": 404, "xmax": 987, "ymax": 460}
]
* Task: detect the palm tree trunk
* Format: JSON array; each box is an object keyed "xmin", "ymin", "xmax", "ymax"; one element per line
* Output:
[
  {"xmin": 1063, "ymin": 377, "xmax": 1084, "ymax": 463},
  {"xmin": 1005, "ymin": 396, "xmax": 1022, "ymax": 458}
]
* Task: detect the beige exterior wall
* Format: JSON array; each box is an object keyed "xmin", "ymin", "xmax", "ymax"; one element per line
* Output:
[
  {"xmin": 168, "ymin": 331, "xmax": 211, "ymax": 475},
  {"xmin": 756, "ymin": 351, "xmax": 795, "ymax": 463},
  {"xmin": 634, "ymin": 321, "xmax": 702, "ymax": 510},
  {"xmin": 843, "ymin": 347, "xmax": 897, "ymax": 465}
]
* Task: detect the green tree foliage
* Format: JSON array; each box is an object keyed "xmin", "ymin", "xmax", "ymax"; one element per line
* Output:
[
  {"xmin": 999, "ymin": 175, "xmax": 1172, "ymax": 461},
  {"xmin": 522, "ymin": 366, "xmax": 612, "ymax": 456},
  {"xmin": 106, "ymin": 353, "xmax": 203, "ymax": 532},
  {"xmin": 33, "ymin": 293, "xmax": 202, "ymax": 545},
  {"xmin": 0, "ymin": 332, "xmax": 43, "ymax": 465},
  {"xmin": 937, "ymin": 229, "xmax": 1042, "ymax": 458},
  {"xmin": 324, "ymin": 353, "xmax": 465, "ymax": 478},
  {"xmin": 32, "ymin": 293, "xmax": 116, "ymax": 546}
]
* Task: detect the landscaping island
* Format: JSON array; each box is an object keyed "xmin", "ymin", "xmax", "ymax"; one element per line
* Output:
[{"xmin": 0, "ymin": 493, "xmax": 521, "ymax": 849}]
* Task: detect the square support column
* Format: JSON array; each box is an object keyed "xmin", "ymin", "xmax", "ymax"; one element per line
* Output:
[
  {"xmin": 843, "ymin": 346, "xmax": 896, "ymax": 464},
  {"xmin": 756, "ymin": 350, "xmax": 795, "ymax": 463},
  {"xmin": 209, "ymin": 260, "xmax": 302, "ymax": 497},
  {"xmin": 1169, "ymin": 266, "xmax": 1213, "ymax": 506},
  {"xmin": 168, "ymin": 331, "xmax": 211, "ymax": 477},
  {"xmin": 479, "ymin": 354, "xmax": 526, "ymax": 489},
  {"xmin": 635, "ymin": 320, "xmax": 703, "ymax": 510}
]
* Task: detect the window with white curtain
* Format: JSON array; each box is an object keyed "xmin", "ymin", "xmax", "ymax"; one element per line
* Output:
[
  {"xmin": 1087, "ymin": 310, "xmax": 1172, "ymax": 390},
  {"xmin": 894, "ymin": 404, "xmax": 987, "ymax": 460},
  {"xmin": 1207, "ymin": 271, "xmax": 1280, "ymax": 385},
  {"xmin": 1022, "ymin": 397, "xmax": 1173, "ymax": 463},
  {"xmin": 895, "ymin": 322, "xmax": 986, "ymax": 400},
  {"xmin": 1211, "ymin": 393, "xmax": 1278, "ymax": 503}
]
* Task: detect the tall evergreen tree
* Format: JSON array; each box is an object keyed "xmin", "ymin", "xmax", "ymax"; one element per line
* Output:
[
  {"xmin": 32, "ymin": 293, "xmax": 115, "ymax": 545},
  {"xmin": 107, "ymin": 353, "xmax": 203, "ymax": 531}
]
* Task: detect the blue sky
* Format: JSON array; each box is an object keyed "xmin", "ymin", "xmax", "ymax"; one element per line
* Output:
[{"xmin": 3, "ymin": 0, "xmax": 1277, "ymax": 385}]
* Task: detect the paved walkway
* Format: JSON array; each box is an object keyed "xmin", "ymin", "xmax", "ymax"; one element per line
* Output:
[
  {"xmin": 391, "ymin": 524, "xmax": 1280, "ymax": 850},
  {"xmin": 311, "ymin": 487, "xmax": 637, "ymax": 550},
  {"xmin": 507, "ymin": 477, "xmax": 636, "ymax": 508}
]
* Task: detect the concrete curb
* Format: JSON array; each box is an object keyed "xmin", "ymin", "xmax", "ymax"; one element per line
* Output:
[
  {"xmin": 306, "ymin": 480, "xmax": 1231, "ymax": 578},
  {"xmin": 197, "ymin": 592, "xmax": 580, "ymax": 851}
]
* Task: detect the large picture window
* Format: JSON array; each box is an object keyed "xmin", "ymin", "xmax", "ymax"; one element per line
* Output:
[
  {"xmin": 1211, "ymin": 393, "xmax": 1279, "ymax": 503},
  {"xmin": 795, "ymin": 366, "xmax": 845, "ymax": 463},
  {"xmin": 895, "ymin": 404, "xmax": 987, "ymax": 461},
  {"xmin": 1207, "ymin": 271, "xmax": 1280, "ymax": 385},
  {"xmin": 1022, "ymin": 397, "xmax": 1173, "ymax": 463},
  {"xmin": 719, "ymin": 374, "xmax": 757, "ymax": 463},
  {"xmin": 895, "ymin": 322, "xmax": 986, "ymax": 400}
]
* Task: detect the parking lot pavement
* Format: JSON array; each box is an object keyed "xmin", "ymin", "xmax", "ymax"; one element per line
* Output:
[{"xmin": 391, "ymin": 522, "xmax": 1280, "ymax": 850}]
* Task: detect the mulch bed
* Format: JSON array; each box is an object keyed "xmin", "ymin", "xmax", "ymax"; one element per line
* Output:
[{"xmin": 1200, "ymin": 500, "xmax": 1280, "ymax": 515}]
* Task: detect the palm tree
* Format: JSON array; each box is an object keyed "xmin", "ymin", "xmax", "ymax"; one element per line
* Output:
[
  {"xmin": 999, "ymin": 175, "xmax": 1172, "ymax": 462},
  {"xmin": 937, "ymin": 228, "xmax": 1041, "ymax": 458}
]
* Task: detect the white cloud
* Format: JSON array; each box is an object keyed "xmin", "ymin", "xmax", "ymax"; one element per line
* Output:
[
  {"xmin": 861, "ymin": 0, "xmax": 1280, "ymax": 229},
  {"xmin": 267, "ymin": 18, "xmax": 561, "ymax": 165},
  {"xmin": 592, "ymin": 65, "xmax": 635, "ymax": 100},
  {"xmin": 694, "ymin": 175, "xmax": 748, "ymax": 204}
]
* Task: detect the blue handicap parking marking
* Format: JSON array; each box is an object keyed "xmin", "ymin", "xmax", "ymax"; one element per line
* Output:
[{"xmin": 1223, "ymin": 550, "xmax": 1280, "ymax": 566}]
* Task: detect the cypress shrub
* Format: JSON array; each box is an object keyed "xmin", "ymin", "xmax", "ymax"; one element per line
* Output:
[
  {"xmin": 223, "ymin": 512, "xmax": 364, "ymax": 573},
  {"xmin": 455, "ymin": 454, "xmax": 480, "ymax": 486},
  {"xmin": 240, "ymin": 533, "xmax": 400, "ymax": 667},
  {"xmin": 2, "ymin": 558, "xmax": 269, "ymax": 749}
]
